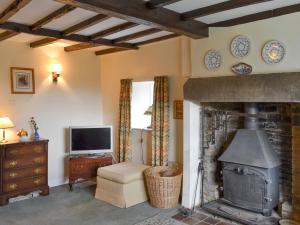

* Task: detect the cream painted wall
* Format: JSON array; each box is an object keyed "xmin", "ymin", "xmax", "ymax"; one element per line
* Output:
[
  {"xmin": 0, "ymin": 42, "xmax": 102, "ymax": 187},
  {"xmin": 191, "ymin": 13, "xmax": 300, "ymax": 77},
  {"xmin": 100, "ymin": 37, "xmax": 189, "ymax": 164}
]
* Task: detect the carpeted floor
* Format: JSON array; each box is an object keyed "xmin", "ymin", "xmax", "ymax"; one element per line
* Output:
[{"xmin": 0, "ymin": 184, "xmax": 176, "ymax": 225}]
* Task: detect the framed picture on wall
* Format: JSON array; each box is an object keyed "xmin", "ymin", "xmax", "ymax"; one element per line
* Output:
[
  {"xmin": 173, "ymin": 100, "xmax": 183, "ymax": 119},
  {"xmin": 10, "ymin": 67, "xmax": 35, "ymax": 94}
]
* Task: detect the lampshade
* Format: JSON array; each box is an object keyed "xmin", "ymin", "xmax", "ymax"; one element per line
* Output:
[
  {"xmin": 144, "ymin": 106, "xmax": 153, "ymax": 115},
  {"xmin": 0, "ymin": 117, "xmax": 15, "ymax": 129}
]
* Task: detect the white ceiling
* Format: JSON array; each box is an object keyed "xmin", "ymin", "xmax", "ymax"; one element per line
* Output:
[{"xmin": 0, "ymin": 0, "xmax": 300, "ymax": 50}]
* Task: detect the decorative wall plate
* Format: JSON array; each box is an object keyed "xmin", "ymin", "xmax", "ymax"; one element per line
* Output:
[
  {"xmin": 262, "ymin": 40, "xmax": 286, "ymax": 64},
  {"xmin": 232, "ymin": 62, "xmax": 252, "ymax": 75},
  {"xmin": 230, "ymin": 35, "xmax": 250, "ymax": 58},
  {"xmin": 204, "ymin": 50, "xmax": 222, "ymax": 71}
]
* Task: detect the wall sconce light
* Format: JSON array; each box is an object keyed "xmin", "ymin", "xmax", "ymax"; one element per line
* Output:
[{"xmin": 52, "ymin": 64, "xmax": 62, "ymax": 83}]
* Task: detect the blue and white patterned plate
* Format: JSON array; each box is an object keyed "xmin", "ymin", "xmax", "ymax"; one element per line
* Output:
[
  {"xmin": 231, "ymin": 35, "xmax": 250, "ymax": 58},
  {"xmin": 204, "ymin": 50, "xmax": 222, "ymax": 71},
  {"xmin": 262, "ymin": 40, "xmax": 286, "ymax": 65}
]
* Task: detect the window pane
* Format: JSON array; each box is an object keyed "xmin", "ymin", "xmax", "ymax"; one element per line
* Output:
[{"xmin": 131, "ymin": 81, "xmax": 154, "ymax": 129}]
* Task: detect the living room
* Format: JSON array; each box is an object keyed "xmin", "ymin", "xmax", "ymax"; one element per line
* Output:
[{"xmin": 0, "ymin": 0, "xmax": 300, "ymax": 225}]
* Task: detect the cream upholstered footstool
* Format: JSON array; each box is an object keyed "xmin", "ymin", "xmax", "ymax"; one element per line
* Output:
[{"xmin": 95, "ymin": 162, "xmax": 150, "ymax": 208}]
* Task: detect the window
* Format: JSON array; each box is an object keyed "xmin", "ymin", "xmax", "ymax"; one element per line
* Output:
[{"xmin": 131, "ymin": 81, "xmax": 154, "ymax": 129}]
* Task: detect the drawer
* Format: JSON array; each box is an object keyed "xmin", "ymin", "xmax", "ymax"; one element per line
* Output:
[
  {"xmin": 100, "ymin": 160, "xmax": 112, "ymax": 167},
  {"xmin": 3, "ymin": 155, "xmax": 46, "ymax": 170},
  {"xmin": 3, "ymin": 166, "xmax": 46, "ymax": 181},
  {"xmin": 5, "ymin": 144, "xmax": 45, "ymax": 159},
  {"xmin": 3, "ymin": 176, "xmax": 46, "ymax": 193}
]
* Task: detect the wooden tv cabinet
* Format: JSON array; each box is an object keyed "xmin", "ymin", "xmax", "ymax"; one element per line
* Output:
[
  {"xmin": 0, "ymin": 139, "xmax": 49, "ymax": 206},
  {"xmin": 68, "ymin": 154, "xmax": 113, "ymax": 191}
]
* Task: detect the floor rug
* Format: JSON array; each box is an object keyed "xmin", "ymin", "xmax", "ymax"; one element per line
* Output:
[{"xmin": 135, "ymin": 214, "xmax": 185, "ymax": 225}]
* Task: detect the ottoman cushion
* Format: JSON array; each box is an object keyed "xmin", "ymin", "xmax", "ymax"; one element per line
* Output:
[{"xmin": 97, "ymin": 162, "xmax": 150, "ymax": 184}]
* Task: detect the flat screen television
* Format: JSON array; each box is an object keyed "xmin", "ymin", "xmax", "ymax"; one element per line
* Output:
[{"xmin": 69, "ymin": 126, "xmax": 113, "ymax": 155}]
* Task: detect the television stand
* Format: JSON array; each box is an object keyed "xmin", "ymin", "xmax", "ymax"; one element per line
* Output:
[{"xmin": 68, "ymin": 154, "xmax": 113, "ymax": 191}]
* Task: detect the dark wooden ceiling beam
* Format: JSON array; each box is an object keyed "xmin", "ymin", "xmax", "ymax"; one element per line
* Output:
[
  {"xmin": 31, "ymin": 5, "xmax": 76, "ymax": 30},
  {"xmin": 0, "ymin": 0, "xmax": 31, "ymax": 23},
  {"xmin": 64, "ymin": 43, "xmax": 100, "ymax": 52},
  {"xmin": 181, "ymin": 0, "xmax": 272, "ymax": 20},
  {"xmin": 0, "ymin": 30, "xmax": 19, "ymax": 41},
  {"xmin": 95, "ymin": 47, "xmax": 130, "ymax": 56},
  {"xmin": 63, "ymin": 22, "xmax": 139, "ymax": 52},
  {"xmin": 63, "ymin": 14, "xmax": 109, "ymax": 36},
  {"xmin": 95, "ymin": 33, "xmax": 179, "ymax": 56},
  {"xmin": 55, "ymin": 0, "xmax": 208, "ymax": 39},
  {"xmin": 137, "ymin": 33, "xmax": 179, "ymax": 46},
  {"xmin": 91, "ymin": 22, "xmax": 138, "ymax": 40},
  {"xmin": 113, "ymin": 28, "xmax": 161, "ymax": 43},
  {"xmin": 146, "ymin": 0, "xmax": 181, "ymax": 9},
  {"xmin": 29, "ymin": 37, "xmax": 58, "ymax": 48},
  {"xmin": 210, "ymin": 3, "xmax": 300, "ymax": 27},
  {"xmin": 0, "ymin": 21, "xmax": 137, "ymax": 49}
]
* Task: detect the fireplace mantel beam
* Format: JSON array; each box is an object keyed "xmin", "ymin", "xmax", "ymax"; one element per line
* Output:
[{"xmin": 184, "ymin": 73, "xmax": 300, "ymax": 103}]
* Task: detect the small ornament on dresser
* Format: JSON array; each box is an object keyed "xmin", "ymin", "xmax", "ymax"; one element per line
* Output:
[
  {"xmin": 231, "ymin": 62, "xmax": 252, "ymax": 75},
  {"xmin": 30, "ymin": 117, "xmax": 40, "ymax": 140},
  {"xmin": 17, "ymin": 129, "xmax": 29, "ymax": 142}
]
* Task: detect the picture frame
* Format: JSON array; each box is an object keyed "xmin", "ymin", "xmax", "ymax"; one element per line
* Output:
[
  {"xmin": 173, "ymin": 100, "xmax": 183, "ymax": 119},
  {"xmin": 10, "ymin": 67, "xmax": 35, "ymax": 94}
]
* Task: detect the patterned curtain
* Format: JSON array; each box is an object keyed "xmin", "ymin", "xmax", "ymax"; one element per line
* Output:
[
  {"xmin": 118, "ymin": 79, "xmax": 132, "ymax": 162},
  {"xmin": 151, "ymin": 76, "xmax": 169, "ymax": 166}
]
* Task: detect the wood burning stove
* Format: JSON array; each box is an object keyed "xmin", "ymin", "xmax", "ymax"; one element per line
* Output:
[{"xmin": 218, "ymin": 103, "xmax": 281, "ymax": 216}]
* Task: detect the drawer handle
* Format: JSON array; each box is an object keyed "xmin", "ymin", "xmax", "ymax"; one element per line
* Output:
[
  {"xmin": 34, "ymin": 168, "xmax": 42, "ymax": 174},
  {"xmin": 34, "ymin": 179, "xmax": 42, "ymax": 185},
  {"xmin": 9, "ymin": 172, "xmax": 18, "ymax": 178},
  {"xmin": 8, "ymin": 183, "xmax": 18, "ymax": 191},
  {"xmin": 34, "ymin": 157, "xmax": 44, "ymax": 164},
  {"xmin": 34, "ymin": 146, "xmax": 43, "ymax": 153},
  {"xmin": 9, "ymin": 160, "xmax": 18, "ymax": 167},
  {"xmin": 10, "ymin": 150, "xmax": 19, "ymax": 155}
]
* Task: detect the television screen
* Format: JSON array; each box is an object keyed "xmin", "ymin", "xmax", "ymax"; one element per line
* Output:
[{"xmin": 70, "ymin": 126, "xmax": 112, "ymax": 154}]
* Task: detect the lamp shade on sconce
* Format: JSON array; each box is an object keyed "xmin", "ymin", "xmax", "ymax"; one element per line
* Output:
[
  {"xmin": 0, "ymin": 117, "xmax": 15, "ymax": 129},
  {"xmin": 52, "ymin": 64, "xmax": 62, "ymax": 82}
]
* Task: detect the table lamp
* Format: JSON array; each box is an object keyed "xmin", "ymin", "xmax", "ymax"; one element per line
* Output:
[
  {"xmin": 144, "ymin": 105, "xmax": 153, "ymax": 129},
  {"xmin": 0, "ymin": 117, "xmax": 15, "ymax": 143}
]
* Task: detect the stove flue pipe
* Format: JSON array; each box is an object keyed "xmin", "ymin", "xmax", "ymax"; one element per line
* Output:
[{"xmin": 244, "ymin": 103, "xmax": 259, "ymax": 130}]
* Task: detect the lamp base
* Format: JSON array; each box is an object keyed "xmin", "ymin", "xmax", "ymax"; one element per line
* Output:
[{"xmin": 0, "ymin": 139, "xmax": 8, "ymax": 143}]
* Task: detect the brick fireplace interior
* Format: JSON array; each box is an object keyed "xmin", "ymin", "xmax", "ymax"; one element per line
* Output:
[
  {"xmin": 201, "ymin": 103, "xmax": 294, "ymax": 217},
  {"xmin": 182, "ymin": 73, "xmax": 300, "ymax": 223}
]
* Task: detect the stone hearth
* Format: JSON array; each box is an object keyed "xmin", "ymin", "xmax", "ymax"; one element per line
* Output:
[{"xmin": 182, "ymin": 73, "xmax": 300, "ymax": 222}]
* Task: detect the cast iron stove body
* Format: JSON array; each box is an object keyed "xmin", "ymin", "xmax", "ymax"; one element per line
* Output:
[{"xmin": 218, "ymin": 103, "xmax": 281, "ymax": 216}]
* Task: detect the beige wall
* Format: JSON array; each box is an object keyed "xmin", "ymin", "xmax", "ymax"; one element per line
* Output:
[
  {"xmin": 0, "ymin": 42, "xmax": 102, "ymax": 187},
  {"xmin": 100, "ymin": 37, "xmax": 190, "ymax": 164},
  {"xmin": 191, "ymin": 13, "xmax": 300, "ymax": 77}
]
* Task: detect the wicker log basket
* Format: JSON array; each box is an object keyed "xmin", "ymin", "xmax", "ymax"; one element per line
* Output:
[{"xmin": 144, "ymin": 166, "xmax": 182, "ymax": 208}]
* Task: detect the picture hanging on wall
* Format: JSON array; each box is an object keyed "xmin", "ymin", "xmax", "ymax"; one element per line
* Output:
[
  {"xmin": 10, "ymin": 67, "xmax": 35, "ymax": 94},
  {"xmin": 230, "ymin": 35, "xmax": 251, "ymax": 58},
  {"xmin": 204, "ymin": 50, "xmax": 222, "ymax": 71},
  {"xmin": 173, "ymin": 100, "xmax": 183, "ymax": 119}
]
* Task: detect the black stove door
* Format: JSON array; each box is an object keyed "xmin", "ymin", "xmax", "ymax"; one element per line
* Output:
[{"xmin": 223, "ymin": 164, "xmax": 266, "ymax": 213}]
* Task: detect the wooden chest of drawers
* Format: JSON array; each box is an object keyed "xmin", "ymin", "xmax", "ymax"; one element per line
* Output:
[
  {"xmin": 69, "ymin": 155, "xmax": 113, "ymax": 191},
  {"xmin": 0, "ymin": 140, "xmax": 49, "ymax": 205}
]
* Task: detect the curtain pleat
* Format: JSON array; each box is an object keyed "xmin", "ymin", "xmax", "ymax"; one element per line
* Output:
[
  {"xmin": 118, "ymin": 79, "xmax": 132, "ymax": 162},
  {"xmin": 151, "ymin": 76, "xmax": 169, "ymax": 166}
]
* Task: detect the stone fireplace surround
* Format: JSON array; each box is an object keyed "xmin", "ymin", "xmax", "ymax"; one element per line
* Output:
[{"xmin": 182, "ymin": 73, "xmax": 300, "ymax": 221}]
